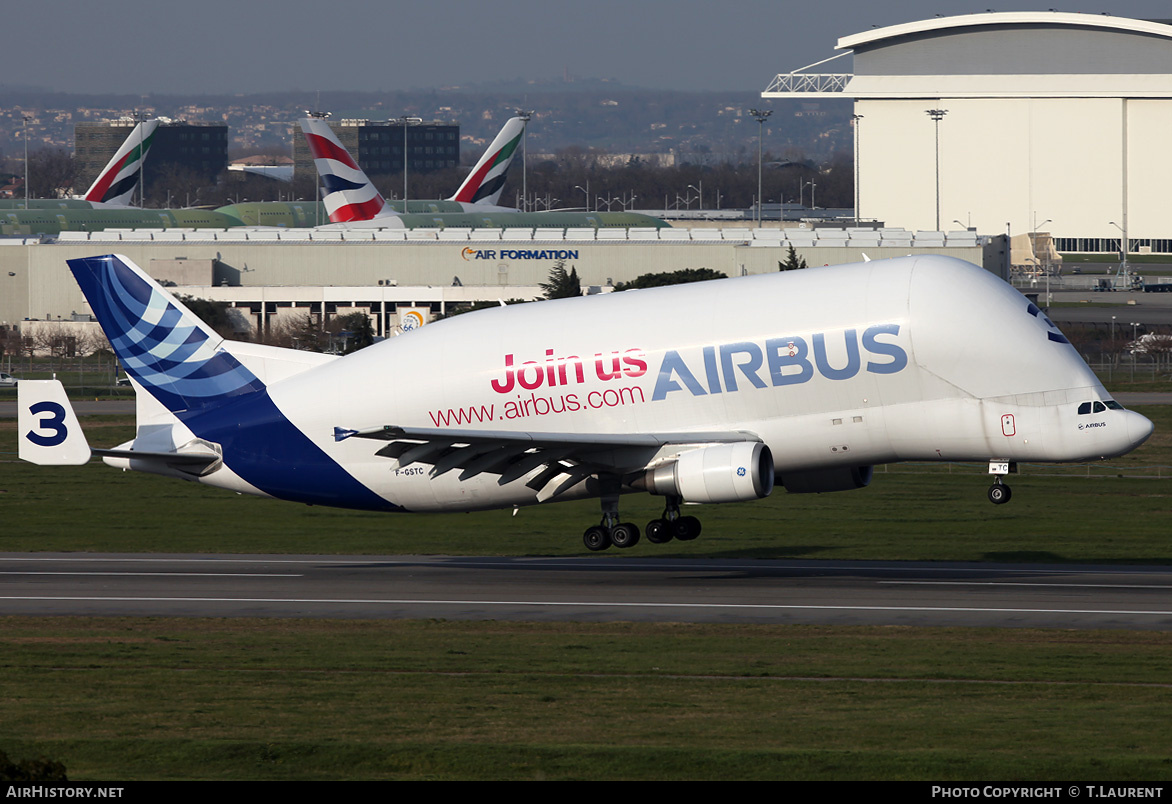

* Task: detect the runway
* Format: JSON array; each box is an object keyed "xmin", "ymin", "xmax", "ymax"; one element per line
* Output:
[{"xmin": 3, "ymin": 552, "xmax": 1172, "ymax": 630}]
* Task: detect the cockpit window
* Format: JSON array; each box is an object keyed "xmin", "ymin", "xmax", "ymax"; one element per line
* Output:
[
  {"xmin": 1078, "ymin": 402, "xmax": 1092, "ymax": 415},
  {"xmin": 1093, "ymin": 401, "xmax": 1106, "ymax": 413},
  {"xmin": 1105, "ymin": 400, "xmax": 1124, "ymax": 410}
]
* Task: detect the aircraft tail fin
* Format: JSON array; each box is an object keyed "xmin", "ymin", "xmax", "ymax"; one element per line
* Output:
[
  {"xmin": 299, "ymin": 116, "xmax": 395, "ymax": 223},
  {"xmin": 66, "ymin": 254, "xmax": 266, "ymax": 416},
  {"xmin": 82, "ymin": 119, "xmax": 159, "ymax": 207},
  {"xmin": 18, "ymin": 380, "xmax": 92, "ymax": 465},
  {"xmin": 449, "ymin": 116, "xmax": 526, "ymax": 206}
]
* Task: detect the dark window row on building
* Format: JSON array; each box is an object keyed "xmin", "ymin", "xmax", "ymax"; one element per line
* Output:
[{"xmin": 1054, "ymin": 237, "xmax": 1172, "ymax": 255}]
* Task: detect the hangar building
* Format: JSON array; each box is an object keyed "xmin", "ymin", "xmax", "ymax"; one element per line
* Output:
[{"xmin": 763, "ymin": 11, "xmax": 1172, "ymax": 254}]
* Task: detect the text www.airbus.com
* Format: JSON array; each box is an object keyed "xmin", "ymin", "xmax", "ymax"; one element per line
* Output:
[
  {"xmin": 428, "ymin": 328, "xmax": 910, "ymax": 428},
  {"xmin": 429, "ymin": 386, "xmax": 647, "ymax": 427}
]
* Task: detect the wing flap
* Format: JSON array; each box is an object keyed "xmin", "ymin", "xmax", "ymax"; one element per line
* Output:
[{"xmin": 337, "ymin": 423, "xmax": 760, "ymax": 501}]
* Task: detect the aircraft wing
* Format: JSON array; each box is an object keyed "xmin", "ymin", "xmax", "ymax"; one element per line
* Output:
[{"xmin": 335, "ymin": 424, "xmax": 761, "ymax": 501}]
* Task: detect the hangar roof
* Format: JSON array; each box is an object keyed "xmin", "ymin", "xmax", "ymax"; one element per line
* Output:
[
  {"xmin": 837, "ymin": 11, "xmax": 1172, "ymax": 52},
  {"xmin": 763, "ymin": 12, "xmax": 1172, "ymax": 99}
]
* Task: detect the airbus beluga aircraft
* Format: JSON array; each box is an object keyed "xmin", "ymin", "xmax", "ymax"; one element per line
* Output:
[{"xmin": 19, "ymin": 254, "xmax": 1153, "ymax": 551}]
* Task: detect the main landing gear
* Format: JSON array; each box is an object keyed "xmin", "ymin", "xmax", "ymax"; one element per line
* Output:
[
  {"xmin": 987, "ymin": 460, "xmax": 1016, "ymax": 505},
  {"xmin": 582, "ymin": 487, "xmax": 702, "ymax": 552},
  {"xmin": 645, "ymin": 496, "xmax": 700, "ymax": 544}
]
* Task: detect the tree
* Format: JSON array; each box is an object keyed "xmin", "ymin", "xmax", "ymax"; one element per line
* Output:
[
  {"xmin": 434, "ymin": 299, "xmax": 530, "ymax": 320},
  {"xmin": 177, "ymin": 295, "xmax": 236, "ymax": 338},
  {"xmin": 779, "ymin": 245, "xmax": 808, "ymax": 271},
  {"xmin": 26, "ymin": 147, "xmax": 77, "ymax": 199},
  {"xmin": 541, "ymin": 260, "xmax": 581, "ymax": 299},
  {"xmin": 332, "ymin": 312, "xmax": 375, "ymax": 353},
  {"xmin": 32, "ymin": 323, "xmax": 78, "ymax": 363},
  {"xmin": 613, "ymin": 268, "xmax": 726, "ymax": 292}
]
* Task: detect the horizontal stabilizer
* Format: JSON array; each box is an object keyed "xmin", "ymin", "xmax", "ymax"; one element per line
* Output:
[
  {"xmin": 18, "ymin": 380, "xmax": 91, "ymax": 465},
  {"xmin": 95, "ymin": 439, "xmax": 222, "ymax": 477}
]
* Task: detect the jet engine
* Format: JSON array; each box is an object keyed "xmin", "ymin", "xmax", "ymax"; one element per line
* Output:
[{"xmin": 637, "ymin": 442, "xmax": 774, "ymax": 503}]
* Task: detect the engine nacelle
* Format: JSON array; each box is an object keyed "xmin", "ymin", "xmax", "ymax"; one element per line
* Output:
[
  {"xmin": 780, "ymin": 465, "xmax": 873, "ymax": 494},
  {"xmin": 639, "ymin": 442, "xmax": 774, "ymax": 504}
]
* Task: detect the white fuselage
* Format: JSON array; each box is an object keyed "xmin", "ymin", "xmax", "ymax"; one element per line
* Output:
[{"xmin": 174, "ymin": 256, "xmax": 1151, "ymax": 511}]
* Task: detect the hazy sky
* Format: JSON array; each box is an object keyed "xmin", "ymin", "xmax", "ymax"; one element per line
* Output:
[{"xmin": 7, "ymin": 0, "xmax": 1172, "ymax": 96}]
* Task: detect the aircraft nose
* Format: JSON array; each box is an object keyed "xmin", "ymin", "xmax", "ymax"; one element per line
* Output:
[{"xmin": 1126, "ymin": 410, "xmax": 1155, "ymax": 452}]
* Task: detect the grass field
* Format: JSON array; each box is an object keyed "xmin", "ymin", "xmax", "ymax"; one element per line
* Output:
[
  {"xmin": 2, "ymin": 407, "xmax": 1170, "ymax": 560},
  {"xmin": 2, "ymin": 407, "xmax": 1171, "ymax": 780},
  {"xmin": 3, "ymin": 618, "xmax": 1172, "ymax": 780}
]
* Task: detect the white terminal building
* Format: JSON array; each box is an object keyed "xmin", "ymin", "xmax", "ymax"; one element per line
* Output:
[{"xmin": 763, "ymin": 11, "xmax": 1172, "ymax": 254}]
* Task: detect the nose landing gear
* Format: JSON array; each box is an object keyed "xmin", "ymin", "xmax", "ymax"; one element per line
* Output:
[
  {"xmin": 987, "ymin": 460, "xmax": 1016, "ymax": 505},
  {"xmin": 987, "ymin": 478, "xmax": 1012, "ymax": 505}
]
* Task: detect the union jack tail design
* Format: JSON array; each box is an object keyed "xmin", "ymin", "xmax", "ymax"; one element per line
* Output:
[
  {"xmin": 449, "ymin": 116, "xmax": 526, "ymax": 206},
  {"xmin": 83, "ymin": 120, "xmax": 159, "ymax": 207},
  {"xmin": 299, "ymin": 117, "xmax": 395, "ymax": 223}
]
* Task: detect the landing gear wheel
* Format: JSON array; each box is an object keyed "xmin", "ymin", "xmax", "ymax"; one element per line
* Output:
[
  {"xmin": 673, "ymin": 516, "xmax": 702, "ymax": 541},
  {"xmin": 987, "ymin": 483, "xmax": 1012, "ymax": 505},
  {"xmin": 609, "ymin": 522, "xmax": 641, "ymax": 549},
  {"xmin": 583, "ymin": 525, "xmax": 612, "ymax": 551},
  {"xmin": 645, "ymin": 519, "xmax": 673, "ymax": 544}
]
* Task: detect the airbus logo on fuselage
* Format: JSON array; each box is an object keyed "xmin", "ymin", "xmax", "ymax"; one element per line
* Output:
[
  {"xmin": 488, "ymin": 325, "xmax": 908, "ymax": 402},
  {"xmin": 651, "ymin": 324, "xmax": 908, "ymax": 400}
]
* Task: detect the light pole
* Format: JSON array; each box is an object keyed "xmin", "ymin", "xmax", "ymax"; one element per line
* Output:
[
  {"xmin": 516, "ymin": 109, "xmax": 533, "ymax": 211},
  {"xmin": 305, "ymin": 110, "xmax": 331, "ymax": 225},
  {"xmin": 1109, "ymin": 220, "xmax": 1130, "ymax": 289},
  {"xmin": 688, "ymin": 182, "xmax": 703, "ymax": 212},
  {"xmin": 136, "ymin": 109, "xmax": 146, "ymax": 207},
  {"xmin": 926, "ymin": 108, "xmax": 948, "ymax": 231},
  {"xmin": 749, "ymin": 108, "xmax": 772, "ymax": 226},
  {"xmin": 1131, "ymin": 322, "xmax": 1141, "ymax": 381},
  {"xmin": 574, "ymin": 183, "xmax": 589, "ymax": 212},
  {"xmin": 803, "ymin": 180, "xmax": 816, "ymax": 211},
  {"xmin": 21, "ymin": 114, "xmax": 33, "ymax": 208},
  {"xmin": 1033, "ymin": 215, "xmax": 1052, "ymax": 307},
  {"xmin": 388, "ymin": 116, "xmax": 423, "ymax": 206},
  {"xmin": 1111, "ymin": 315, "xmax": 1117, "ymax": 374},
  {"xmin": 851, "ymin": 113, "xmax": 863, "ymax": 224}
]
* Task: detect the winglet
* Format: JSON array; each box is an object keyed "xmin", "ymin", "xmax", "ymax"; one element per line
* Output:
[
  {"xmin": 83, "ymin": 119, "xmax": 159, "ymax": 207},
  {"xmin": 449, "ymin": 116, "xmax": 526, "ymax": 206},
  {"xmin": 299, "ymin": 117, "xmax": 396, "ymax": 223},
  {"xmin": 18, "ymin": 380, "xmax": 91, "ymax": 465}
]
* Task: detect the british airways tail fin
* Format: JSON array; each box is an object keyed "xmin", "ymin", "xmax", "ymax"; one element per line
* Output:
[
  {"xmin": 82, "ymin": 119, "xmax": 159, "ymax": 207},
  {"xmin": 449, "ymin": 116, "xmax": 526, "ymax": 207},
  {"xmin": 67, "ymin": 254, "xmax": 266, "ymax": 415},
  {"xmin": 299, "ymin": 116, "xmax": 397, "ymax": 223}
]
